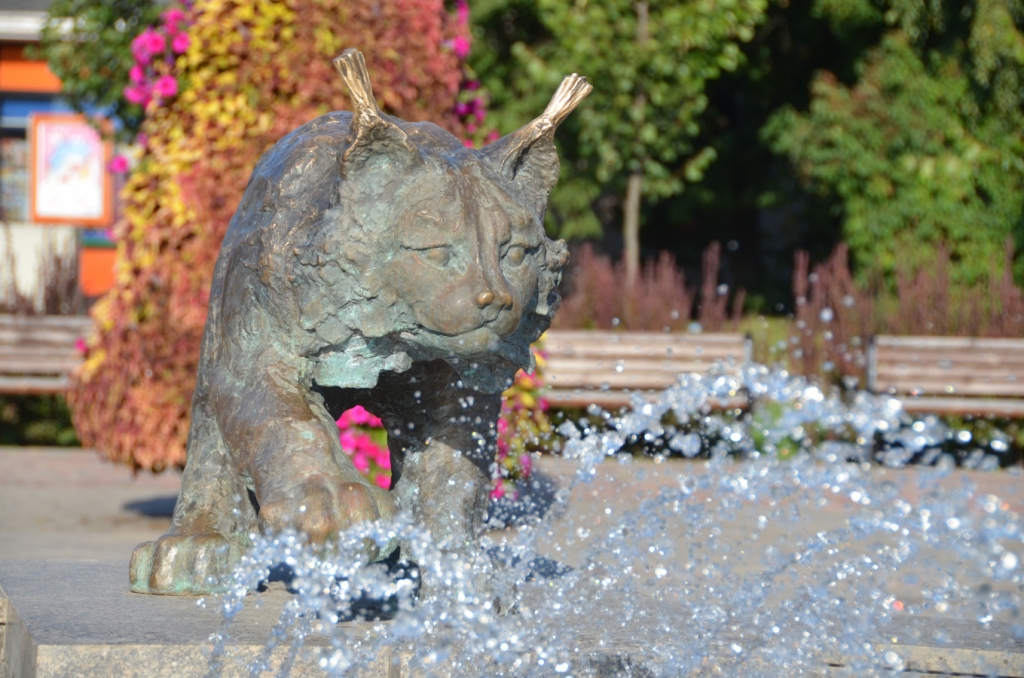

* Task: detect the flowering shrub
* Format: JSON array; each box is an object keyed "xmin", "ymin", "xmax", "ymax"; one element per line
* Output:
[
  {"xmin": 492, "ymin": 346, "xmax": 551, "ymax": 500},
  {"xmin": 336, "ymin": 406, "xmax": 391, "ymax": 490},
  {"xmin": 553, "ymin": 242, "xmax": 746, "ymax": 331},
  {"xmin": 71, "ymin": 0, "xmax": 470, "ymax": 471},
  {"xmin": 446, "ymin": 0, "xmax": 499, "ymax": 149},
  {"xmin": 124, "ymin": 7, "xmax": 190, "ymax": 108}
]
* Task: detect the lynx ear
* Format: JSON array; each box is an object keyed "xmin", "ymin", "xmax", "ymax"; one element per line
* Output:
[
  {"xmin": 480, "ymin": 74, "xmax": 592, "ymax": 217},
  {"xmin": 333, "ymin": 49, "xmax": 420, "ymax": 175}
]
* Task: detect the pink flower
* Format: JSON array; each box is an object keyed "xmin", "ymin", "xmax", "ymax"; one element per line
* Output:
[
  {"xmin": 339, "ymin": 431, "xmax": 359, "ymax": 451},
  {"xmin": 486, "ymin": 130, "xmax": 500, "ymax": 143},
  {"xmin": 369, "ymin": 445, "xmax": 391, "ymax": 469},
  {"xmin": 162, "ymin": 8, "xmax": 185, "ymax": 28},
  {"xmin": 154, "ymin": 75, "xmax": 178, "ymax": 98},
  {"xmin": 451, "ymin": 36, "xmax": 470, "ymax": 59},
  {"xmin": 74, "ymin": 337, "xmax": 87, "ymax": 355},
  {"xmin": 374, "ymin": 474, "xmax": 391, "ymax": 489},
  {"xmin": 144, "ymin": 29, "xmax": 166, "ymax": 54},
  {"xmin": 131, "ymin": 33, "xmax": 153, "ymax": 64},
  {"xmin": 129, "ymin": 65, "xmax": 145, "ymax": 83},
  {"xmin": 464, "ymin": 80, "xmax": 480, "ymax": 91},
  {"xmin": 123, "ymin": 84, "xmax": 151, "ymax": 106},
  {"xmin": 136, "ymin": 133, "xmax": 148, "ymax": 146},
  {"xmin": 132, "ymin": 28, "xmax": 165, "ymax": 63},
  {"xmin": 108, "ymin": 155, "xmax": 130, "ymax": 173},
  {"xmin": 338, "ymin": 405, "xmax": 382, "ymax": 428},
  {"xmin": 518, "ymin": 453, "xmax": 533, "ymax": 477},
  {"xmin": 171, "ymin": 32, "xmax": 190, "ymax": 54},
  {"xmin": 352, "ymin": 451, "xmax": 370, "ymax": 474},
  {"xmin": 490, "ymin": 482, "xmax": 505, "ymax": 500},
  {"xmin": 456, "ymin": 0, "xmax": 469, "ymax": 25}
]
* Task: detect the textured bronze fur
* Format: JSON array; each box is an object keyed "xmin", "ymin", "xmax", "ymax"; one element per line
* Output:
[{"xmin": 129, "ymin": 50, "xmax": 590, "ymax": 596}]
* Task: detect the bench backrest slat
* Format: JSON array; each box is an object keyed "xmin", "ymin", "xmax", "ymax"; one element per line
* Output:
[
  {"xmin": 542, "ymin": 330, "xmax": 750, "ymax": 398},
  {"xmin": 0, "ymin": 315, "xmax": 92, "ymax": 393},
  {"xmin": 869, "ymin": 334, "xmax": 1024, "ymax": 399}
]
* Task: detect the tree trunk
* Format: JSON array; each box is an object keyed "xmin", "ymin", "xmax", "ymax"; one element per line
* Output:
[
  {"xmin": 624, "ymin": 1, "xmax": 649, "ymax": 297},
  {"xmin": 623, "ymin": 172, "xmax": 643, "ymax": 294}
]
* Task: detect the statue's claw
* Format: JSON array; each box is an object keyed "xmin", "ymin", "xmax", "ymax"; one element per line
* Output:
[{"xmin": 129, "ymin": 532, "xmax": 239, "ymax": 595}]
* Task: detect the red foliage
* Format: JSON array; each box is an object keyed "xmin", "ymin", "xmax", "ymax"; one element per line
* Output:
[
  {"xmin": 791, "ymin": 238, "xmax": 1024, "ymax": 384},
  {"xmin": 553, "ymin": 242, "xmax": 745, "ymax": 331}
]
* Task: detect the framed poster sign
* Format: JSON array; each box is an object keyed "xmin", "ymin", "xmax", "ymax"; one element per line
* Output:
[{"xmin": 30, "ymin": 113, "xmax": 113, "ymax": 226}]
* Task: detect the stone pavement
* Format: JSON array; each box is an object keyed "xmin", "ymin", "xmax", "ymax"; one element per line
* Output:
[
  {"xmin": 0, "ymin": 447, "xmax": 180, "ymax": 561},
  {"xmin": 3, "ymin": 446, "xmax": 1022, "ymax": 565}
]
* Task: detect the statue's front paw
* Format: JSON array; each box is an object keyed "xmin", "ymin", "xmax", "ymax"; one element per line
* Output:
[
  {"xmin": 258, "ymin": 476, "xmax": 398, "ymax": 561},
  {"xmin": 129, "ymin": 532, "xmax": 239, "ymax": 595}
]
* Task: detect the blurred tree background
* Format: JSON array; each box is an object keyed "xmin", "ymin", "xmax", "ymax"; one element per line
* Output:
[
  {"xmin": 39, "ymin": 0, "xmax": 1024, "ymax": 313},
  {"xmin": 470, "ymin": 0, "xmax": 1024, "ymax": 309}
]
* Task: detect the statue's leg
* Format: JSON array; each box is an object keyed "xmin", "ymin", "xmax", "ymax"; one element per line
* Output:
[
  {"xmin": 129, "ymin": 387, "xmax": 254, "ymax": 595},
  {"xmin": 374, "ymin": 364, "xmax": 503, "ymax": 600},
  {"xmin": 217, "ymin": 361, "xmax": 397, "ymax": 558}
]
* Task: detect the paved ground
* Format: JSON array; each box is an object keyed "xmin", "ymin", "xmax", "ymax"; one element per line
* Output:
[
  {"xmin": 3, "ymin": 447, "xmax": 1024, "ymax": 676},
  {"xmin": 3, "ymin": 446, "xmax": 1023, "ymax": 564},
  {"xmin": 0, "ymin": 447, "xmax": 180, "ymax": 560}
]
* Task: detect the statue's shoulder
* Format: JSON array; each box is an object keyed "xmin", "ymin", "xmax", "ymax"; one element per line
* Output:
[{"xmin": 251, "ymin": 111, "xmax": 354, "ymax": 192}]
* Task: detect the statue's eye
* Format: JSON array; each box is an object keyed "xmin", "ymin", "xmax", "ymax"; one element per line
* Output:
[
  {"xmin": 505, "ymin": 245, "xmax": 526, "ymax": 266},
  {"xmin": 416, "ymin": 246, "xmax": 450, "ymax": 268}
]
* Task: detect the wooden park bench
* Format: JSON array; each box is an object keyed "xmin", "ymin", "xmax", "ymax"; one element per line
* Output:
[
  {"xmin": 0, "ymin": 315, "xmax": 92, "ymax": 394},
  {"xmin": 868, "ymin": 335, "xmax": 1024, "ymax": 417},
  {"xmin": 540, "ymin": 329, "xmax": 752, "ymax": 410}
]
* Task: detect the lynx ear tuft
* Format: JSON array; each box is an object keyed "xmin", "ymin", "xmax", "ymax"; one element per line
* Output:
[
  {"xmin": 480, "ymin": 74, "xmax": 591, "ymax": 218},
  {"xmin": 333, "ymin": 49, "xmax": 420, "ymax": 173}
]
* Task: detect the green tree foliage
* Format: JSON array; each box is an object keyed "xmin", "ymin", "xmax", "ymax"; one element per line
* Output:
[
  {"xmin": 766, "ymin": 0, "xmax": 1024, "ymax": 285},
  {"xmin": 0, "ymin": 395, "xmax": 79, "ymax": 447},
  {"xmin": 471, "ymin": 0, "xmax": 769, "ymax": 285},
  {"xmin": 32, "ymin": 0, "xmax": 162, "ymax": 142},
  {"xmin": 469, "ymin": 0, "xmax": 602, "ymax": 241}
]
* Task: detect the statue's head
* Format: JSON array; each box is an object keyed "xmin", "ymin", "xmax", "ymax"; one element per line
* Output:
[{"xmin": 307, "ymin": 50, "xmax": 590, "ymax": 392}]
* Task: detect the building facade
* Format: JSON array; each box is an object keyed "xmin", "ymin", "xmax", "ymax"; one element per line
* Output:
[{"xmin": 1, "ymin": 0, "xmax": 116, "ymax": 313}]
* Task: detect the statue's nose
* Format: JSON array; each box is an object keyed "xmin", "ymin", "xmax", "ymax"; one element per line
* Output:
[{"xmin": 476, "ymin": 290, "xmax": 512, "ymax": 308}]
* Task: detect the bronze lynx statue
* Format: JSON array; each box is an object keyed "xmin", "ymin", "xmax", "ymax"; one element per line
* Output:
[{"xmin": 129, "ymin": 49, "xmax": 590, "ymax": 596}]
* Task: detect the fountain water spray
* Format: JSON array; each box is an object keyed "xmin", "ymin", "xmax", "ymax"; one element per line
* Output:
[{"xmin": 207, "ymin": 364, "xmax": 1023, "ymax": 677}]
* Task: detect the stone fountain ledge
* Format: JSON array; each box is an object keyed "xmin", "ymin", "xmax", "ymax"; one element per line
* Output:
[{"xmin": 3, "ymin": 559, "xmax": 1024, "ymax": 678}]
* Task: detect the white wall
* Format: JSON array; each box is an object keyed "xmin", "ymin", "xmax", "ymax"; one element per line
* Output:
[{"xmin": 0, "ymin": 222, "xmax": 77, "ymax": 312}]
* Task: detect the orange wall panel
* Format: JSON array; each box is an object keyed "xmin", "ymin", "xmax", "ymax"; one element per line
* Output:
[
  {"xmin": 0, "ymin": 44, "xmax": 62, "ymax": 93},
  {"xmin": 79, "ymin": 247, "xmax": 117, "ymax": 297}
]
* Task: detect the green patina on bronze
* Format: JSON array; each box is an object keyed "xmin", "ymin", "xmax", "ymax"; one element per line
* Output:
[{"xmin": 129, "ymin": 49, "xmax": 590, "ymax": 597}]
